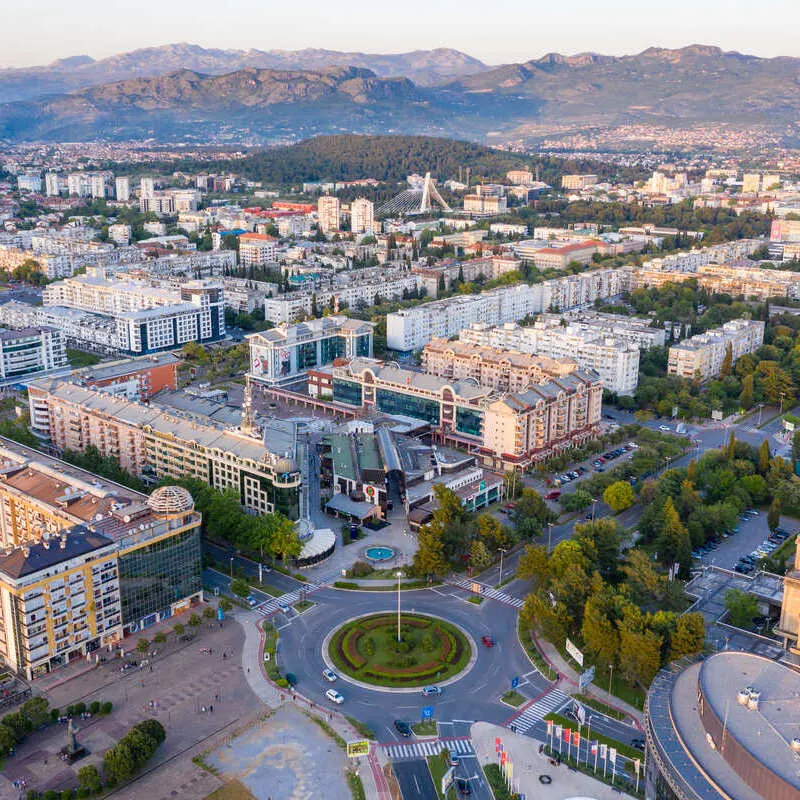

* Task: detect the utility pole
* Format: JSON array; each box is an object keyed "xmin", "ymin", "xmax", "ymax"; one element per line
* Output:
[
  {"xmin": 498, "ymin": 548, "xmax": 508, "ymax": 586},
  {"xmin": 396, "ymin": 570, "xmax": 403, "ymax": 643}
]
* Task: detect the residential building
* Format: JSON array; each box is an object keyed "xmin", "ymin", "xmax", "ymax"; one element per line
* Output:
[
  {"xmin": 778, "ymin": 539, "xmax": 800, "ymax": 654},
  {"xmin": 76, "ymin": 354, "xmax": 180, "ymax": 401},
  {"xmin": 536, "ymin": 310, "xmax": 666, "ymax": 349},
  {"xmin": 248, "ymin": 316, "xmax": 373, "ymax": 386},
  {"xmin": 350, "ymin": 199, "xmax": 375, "ymax": 235},
  {"xmin": 529, "ymin": 241, "xmax": 604, "ymax": 270},
  {"xmin": 67, "ymin": 173, "xmax": 92, "ymax": 198},
  {"xmin": 460, "ymin": 319, "xmax": 640, "ymax": 396},
  {"xmin": 317, "ymin": 196, "xmax": 340, "ymax": 234},
  {"xmin": 328, "ymin": 357, "xmax": 602, "ymax": 471},
  {"xmin": 238, "ymin": 233, "xmax": 277, "ymax": 267},
  {"xmin": 506, "ymin": 170, "xmax": 534, "ymax": 185},
  {"xmin": 115, "ymin": 177, "xmax": 131, "ymax": 202},
  {"xmin": 139, "ymin": 177, "xmax": 155, "ymax": 199},
  {"xmin": 27, "ymin": 381, "xmax": 301, "ymax": 519},
  {"xmin": 387, "ymin": 269, "xmax": 625, "ymax": 351},
  {"xmin": 561, "ymin": 174, "xmax": 598, "ymax": 190},
  {"xmin": 667, "ymin": 319, "xmax": 765, "ymax": 380},
  {"xmin": 90, "ymin": 174, "xmax": 106, "ymax": 199},
  {"xmin": 421, "ymin": 338, "xmax": 577, "ymax": 393},
  {"xmin": 107, "ymin": 224, "xmax": 131, "ymax": 245},
  {"xmin": 644, "ymin": 652, "xmax": 800, "ymax": 800},
  {"xmin": 44, "ymin": 173, "xmax": 61, "ymax": 197},
  {"xmin": 0, "ymin": 327, "xmax": 67, "ymax": 382},
  {"xmin": 463, "ymin": 189, "xmax": 507, "ymax": 217},
  {"xmin": 0, "ymin": 437, "xmax": 206, "ymax": 678},
  {"xmin": 17, "ymin": 174, "xmax": 41, "ymax": 193}
]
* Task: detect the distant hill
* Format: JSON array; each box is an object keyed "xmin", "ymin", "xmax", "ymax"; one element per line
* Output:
[
  {"xmin": 0, "ymin": 43, "xmax": 488, "ymax": 103},
  {"xmin": 3, "ymin": 44, "xmax": 800, "ymax": 143}
]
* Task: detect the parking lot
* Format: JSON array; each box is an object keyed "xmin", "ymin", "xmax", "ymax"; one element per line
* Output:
[{"xmin": 694, "ymin": 512, "xmax": 797, "ymax": 571}]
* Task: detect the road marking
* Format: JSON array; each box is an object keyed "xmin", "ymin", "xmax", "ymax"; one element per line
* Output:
[
  {"xmin": 382, "ymin": 737, "xmax": 474, "ymax": 761},
  {"xmin": 445, "ymin": 578, "xmax": 524, "ymax": 609},
  {"xmin": 505, "ymin": 688, "xmax": 570, "ymax": 734}
]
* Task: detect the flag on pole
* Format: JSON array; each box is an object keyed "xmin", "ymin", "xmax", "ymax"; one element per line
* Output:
[
  {"xmin": 608, "ymin": 747, "xmax": 617, "ymax": 765},
  {"xmin": 546, "ymin": 720, "xmax": 553, "ymax": 736},
  {"xmin": 495, "ymin": 737, "xmax": 501, "ymax": 752},
  {"xmin": 599, "ymin": 743, "xmax": 608, "ymax": 759},
  {"xmin": 572, "ymin": 729, "xmax": 580, "ymax": 747},
  {"xmin": 554, "ymin": 724, "xmax": 562, "ymax": 739},
  {"xmin": 507, "ymin": 762, "xmax": 514, "ymax": 781},
  {"xmin": 563, "ymin": 727, "xmax": 571, "ymax": 743},
  {"xmin": 591, "ymin": 742, "xmax": 598, "ymax": 756}
]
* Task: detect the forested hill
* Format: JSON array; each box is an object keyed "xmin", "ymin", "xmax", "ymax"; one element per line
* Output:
[{"xmin": 115, "ymin": 135, "xmax": 646, "ymax": 185}]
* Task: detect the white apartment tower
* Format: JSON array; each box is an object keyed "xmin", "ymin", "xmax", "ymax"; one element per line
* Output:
[
  {"xmin": 318, "ymin": 195, "xmax": 340, "ymax": 234},
  {"xmin": 44, "ymin": 173, "xmax": 61, "ymax": 197},
  {"xmin": 140, "ymin": 177, "xmax": 155, "ymax": 199},
  {"xmin": 115, "ymin": 177, "xmax": 131, "ymax": 202},
  {"xmin": 90, "ymin": 174, "xmax": 106, "ymax": 200},
  {"xmin": 351, "ymin": 198, "xmax": 375, "ymax": 236}
]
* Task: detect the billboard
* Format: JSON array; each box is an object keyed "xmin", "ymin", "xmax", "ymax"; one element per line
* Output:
[
  {"xmin": 565, "ymin": 637, "xmax": 584, "ymax": 667},
  {"xmin": 346, "ymin": 740, "xmax": 370, "ymax": 758}
]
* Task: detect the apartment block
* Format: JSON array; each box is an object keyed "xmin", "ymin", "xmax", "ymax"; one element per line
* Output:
[
  {"xmin": 506, "ymin": 170, "xmax": 534, "ymax": 185},
  {"xmin": 0, "ymin": 438, "xmax": 204, "ymax": 678},
  {"xmin": 248, "ymin": 316, "xmax": 373, "ymax": 385},
  {"xmin": 238, "ymin": 233, "xmax": 276, "ymax": 267},
  {"xmin": 561, "ymin": 174, "xmax": 598, "ymax": 190},
  {"xmin": 541, "ymin": 310, "xmax": 666, "ymax": 349},
  {"xmin": 0, "ymin": 327, "xmax": 67, "ymax": 381},
  {"xmin": 421, "ymin": 338, "xmax": 577, "ymax": 393},
  {"xmin": 115, "ymin": 177, "xmax": 131, "ymax": 202},
  {"xmin": 318, "ymin": 196, "xmax": 340, "ymax": 234},
  {"xmin": 463, "ymin": 191, "xmax": 507, "ymax": 217},
  {"xmin": 328, "ymin": 357, "xmax": 602, "ymax": 471},
  {"xmin": 460, "ymin": 318, "xmax": 640, "ymax": 396},
  {"xmin": 350, "ymin": 198, "xmax": 375, "ymax": 235},
  {"xmin": 387, "ymin": 269, "xmax": 625, "ymax": 351},
  {"xmin": 667, "ymin": 319, "xmax": 765, "ymax": 380},
  {"xmin": 27, "ymin": 382, "xmax": 301, "ymax": 519}
]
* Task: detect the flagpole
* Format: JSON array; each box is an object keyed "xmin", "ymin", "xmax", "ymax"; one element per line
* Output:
[
  {"xmin": 586, "ymin": 716, "xmax": 592, "ymax": 766},
  {"xmin": 603, "ymin": 749, "xmax": 607, "ymax": 778},
  {"xmin": 594, "ymin": 742, "xmax": 598, "ymax": 773}
]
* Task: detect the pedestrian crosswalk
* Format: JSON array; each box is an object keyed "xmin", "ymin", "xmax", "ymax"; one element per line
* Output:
[
  {"xmin": 257, "ymin": 584, "xmax": 323, "ymax": 615},
  {"xmin": 448, "ymin": 578, "xmax": 524, "ymax": 609},
  {"xmin": 382, "ymin": 737, "xmax": 474, "ymax": 761},
  {"xmin": 506, "ymin": 688, "xmax": 570, "ymax": 734}
]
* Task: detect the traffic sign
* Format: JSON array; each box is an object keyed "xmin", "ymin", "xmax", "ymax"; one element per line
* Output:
[
  {"xmin": 511, "ymin": 676, "xmax": 520, "ymax": 690},
  {"xmin": 421, "ymin": 705, "xmax": 435, "ymax": 720},
  {"xmin": 347, "ymin": 740, "xmax": 370, "ymax": 758},
  {"xmin": 579, "ymin": 665, "xmax": 595, "ymax": 690}
]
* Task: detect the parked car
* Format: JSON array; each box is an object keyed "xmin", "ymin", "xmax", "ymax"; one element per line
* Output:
[
  {"xmin": 659, "ymin": 425, "xmax": 671, "ymax": 431},
  {"xmin": 544, "ymin": 491, "xmax": 561, "ymax": 500},
  {"xmin": 322, "ymin": 668, "xmax": 338, "ymax": 682},
  {"xmin": 422, "ymin": 686, "xmax": 441, "ymax": 696},
  {"xmin": 325, "ymin": 689, "xmax": 344, "ymax": 704},
  {"xmin": 449, "ymin": 751, "xmax": 460, "ymax": 767},
  {"xmin": 394, "ymin": 719, "xmax": 412, "ymax": 737},
  {"xmin": 481, "ymin": 636, "xmax": 495, "ymax": 647}
]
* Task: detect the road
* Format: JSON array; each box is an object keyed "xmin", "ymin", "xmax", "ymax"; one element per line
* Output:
[
  {"xmin": 204, "ymin": 540, "xmax": 306, "ymax": 594},
  {"xmin": 393, "ymin": 759, "xmax": 438, "ymax": 800}
]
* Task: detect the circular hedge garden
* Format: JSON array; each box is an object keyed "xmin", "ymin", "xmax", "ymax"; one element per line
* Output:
[{"xmin": 327, "ymin": 613, "xmax": 472, "ymax": 687}]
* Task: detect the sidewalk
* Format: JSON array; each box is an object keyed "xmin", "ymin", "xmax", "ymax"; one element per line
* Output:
[
  {"xmin": 235, "ymin": 608, "xmax": 388, "ymax": 799},
  {"xmin": 529, "ymin": 630, "xmax": 644, "ymax": 727},
  {"xmin": 471, "ymin": 721, "xmax": 636, "ymax": 800}
]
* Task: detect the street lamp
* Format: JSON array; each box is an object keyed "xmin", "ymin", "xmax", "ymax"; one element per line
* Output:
[
  {"xmin": 591, "ymin": 499, "xmax": 598, "ymax": 522},
  {"xmin": 229, "ymin": 557, "xmax": 234, "ymax": 579},
  {"xmin": 497, "ymin": 548, "xmax": 508, "ymax": 586},
  {"xmin": 396, "ymin": 570, "xmax": 403, "ymax": 643},
  {"xmin": 547, "ymin": 523, "xmax": 553, "ymax": 553},
  {"xmin": 608, "ymin": 663, "xmax": 614, "ymax": 698}
]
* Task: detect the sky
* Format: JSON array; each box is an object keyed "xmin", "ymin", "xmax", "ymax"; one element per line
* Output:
[{"xmin": 4, "ymin": 0, "xmax": 800, "ymax": 68}]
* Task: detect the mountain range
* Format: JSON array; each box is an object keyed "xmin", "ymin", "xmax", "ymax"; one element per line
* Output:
[{"xmin": 2, "ymin": 43, "xmax": 800, "ymax": 143}]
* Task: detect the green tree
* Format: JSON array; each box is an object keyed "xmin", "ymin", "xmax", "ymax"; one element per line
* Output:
[
  {"xmin": 739, "ymin": 474, "xmax": 768, "ymax": 504},
  {"xmin": 719, "ymin": 342, "xmax": 733, "ymax": 378},
  {"xmin": 622, "ymin": 549, "xmax": 666, "ymax": 608},
  {"xmin": 616, "ymin": 606, "xmax": 663, "ymax": 687},
  {"xmin": 725, "ymin": 589, "xmax": 758, "ymax": 627},
  {"xmin": 656, "ymin": 497, "xmax": 692, "ymax": 577},
  {"xmin": 103, "ymin": 740, "xmax": 136, "ymax": 783},
  {"xmin": 469, "ymin": 539, "xmax": 492, "ymax": 572},
  {"xmin": 574, "ymin": 519, "xmax": 623, "ymax": 579},
  {"xmin": 411, "ymin": 524, "xmax": 448, "ymax": 578},
  {"xmin": 516, "ymin": 544, "xmax": 550, "ymax": 591},
  {"xmin": 476, "ymin": 513, "xmax": 509, "ymax": 552},
  {"xmin": 173, "ymin": 623, "xmax": 185, "ymax": 637},
  {"xmin": 230, "ymin": 578, "xmax": 250, "ymax": 598},
  {"xmin": 603, "ymin": 480, "xmax": 634, "ymax": 512},
  {"xmin": 739, "ymin": 374, "xmax": 755, "ymax": 410},
  {"xmin": 0, "ymin": 724, "xmax": 16, "ymax": 755},
  {"xmin": 767, "ymin": 497, "xmax": 781, "ymax": 531},
  {"xmin": 669, "ymin": 612, "xmax": 706, "ymax": 660},
  {"xmin": 581, "ymin": 591, "xmax": 620, "ymax": 666},
  {"xmin": 218, "ymin": 597, "xmax": 233, "ymax": 613},
  {"xmin": 136, "ymin": 638, "xmax": 150, "ymax": 654},
  {"xmin": 203, "ymin": 606, "xmax": 215, "ymax": 620},
  {"xmin": 560, "ymin": 489, "xmax": 593, "ymax": 512},
  {"xmin": 21, "ymin": 696, "xmax": 49, "ymax": 729},
  {"xmin": 513, "ymin": 488, "xmax": 554, "ymax": 539},
  {"xmin": 77, "ymin": 765, "xmax": 102, "ymax": 794},
  {"xmin": 758, "ymin": 440, "xmax": 771, "ymax": 475},
  {"xmin": 519, "ymin": 592, "xmax": 568, "ymax": 645},
  {"xmin": 727, "ymin": 430, "xmax": 736, "ymax": 461},
  {"xmin": 188, "ymin": 613, "xmax": 201, "ymax": 627}
]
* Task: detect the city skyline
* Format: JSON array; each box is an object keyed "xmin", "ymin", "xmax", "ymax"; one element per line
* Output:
[{"xmin": 3, "ymin": 0, "xmax": 800, "ymax": 68}]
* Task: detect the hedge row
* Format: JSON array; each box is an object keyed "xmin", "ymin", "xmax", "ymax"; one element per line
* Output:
[{"xmin": 340, "ymin": 628, "xmax": 366, "ymax": 670}]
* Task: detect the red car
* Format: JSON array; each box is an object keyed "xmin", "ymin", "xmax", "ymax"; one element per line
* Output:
[
  {"xmin": 481, "ymin": 636, "xmax": 495, "ymax": 647},
  {"xmin": 544, "ymin": 490, "xmax": 561, "ymax": 500}
]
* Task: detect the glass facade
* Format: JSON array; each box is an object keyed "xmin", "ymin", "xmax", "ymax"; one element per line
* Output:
[
  {"xmin": 269, "ymin": 483, "xmax": 300, "ymax": 520},
  {"xmin": 355, "ymin": 334, "xmax": 371, "ymax": 357},
  {"xmin": 376, "ymin": 389, "xmax": 440, "ymax": 425},
  {"xmin": 333, "ymin": 379, "xmax": 363, "ymax": 407},
  {"xmin": 118, "ymin": 527, "xmax": 202, "ymax": 627},
  {"xmin": 321, "ymin": 336, "xmax": 345, "ymax": 364},
  {"xmin": 297, "ymin": 341, "xmax": 318, "ymax": 370},
  {"xmin": 456, "ymin": 407, "xmax": 483, "ymax": 437}
]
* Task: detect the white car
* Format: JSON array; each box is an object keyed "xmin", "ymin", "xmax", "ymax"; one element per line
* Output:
[
  {"xmin": 326, "ymin": 688, "xmax": 344, "ymax": 704},
  {"xmin": 323, "ymin": 668, "xmax": 338, "ymax": 682},
  {"xmin": 659, "ymin": 425, "xmax": 671, "ymax": 432}
]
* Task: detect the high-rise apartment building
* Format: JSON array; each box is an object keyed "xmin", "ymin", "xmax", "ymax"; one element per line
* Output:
[
  {"xmin": 115, "ymin": 177, "xmax": 131, "ymax": 202},
  {"xmin": 317, "ymin": 196, "xmax": 340, "ymax": 234},
  {"xmin": 561, "ymin": 174, "xmax": 598, "ymax": 190},
  {"xmin": 0, "ymin": 327, "xmax": 67, "ymax": 381},
  {"xmin": 139, "ymin": 177, "xmax": 155, "ymax": 199},
  {"xmin": 238, "ymin": 233, "xmax": 277, "ymax": 267},
  {"xmin": 44, "ymin": 173, "xmax": 61, "ymax": 197},
  {"xmin": 350, "ymin": 198, "xmax": 375, "ymax": 235}
]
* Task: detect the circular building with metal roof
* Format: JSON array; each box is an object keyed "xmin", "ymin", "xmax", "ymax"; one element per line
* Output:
[{"xmin": 644, "ymin": 651, "xmax": 800, "ymax": 800}]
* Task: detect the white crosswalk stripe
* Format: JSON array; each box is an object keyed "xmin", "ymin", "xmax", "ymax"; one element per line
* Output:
[
  {"xmin": 507, "ymin": 688, "xmax": 570, "ymax": 734},
  {"xmin": 382, "ymin": 738, "xmax": 474, "ymax": 761},
  {"xmin": 257, "ymin": 584, "xmax": 323, "ymax": 615},
  {"xmin": 448, "ymin": 578, "xmax": 524, "ymax": 609}
]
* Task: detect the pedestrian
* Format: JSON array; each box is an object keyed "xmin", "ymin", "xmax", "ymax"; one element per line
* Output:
[{"xmin": 210, "ymin": 704, "xmax": 214, "ymax": 713}]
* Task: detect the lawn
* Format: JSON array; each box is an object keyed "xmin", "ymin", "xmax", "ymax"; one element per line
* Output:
[
  {"xmin": 66, "ymin": 348, "xmax": 103, "ymax": 368},
  {"xmin": 483, "ymin": 763, "xmax": 520, "ymax": 800},
  {"xmin": 501, "ymin": 690, "xmax": 526, "ymax": 707},
  {"xmin": 328, "ymin": 613, "xmax": 471, "ymax": 687},
  {"xmin": 467, "ymin": 595, "xmax": 484, "ymax": 605},
  {"xmin": 411, "ymin": 719, "xmax": 438, "ymax": 736},
  {"xmin": 293, "ymin": 600, "xmax": 315, "ymax": 613},
  {"xmin": 544, "ymin": 712, "xmax": 643, "ymax": 761},
  {"xmin": 427, "ymin": 751, "xmax": 457, "ymax": 800}
]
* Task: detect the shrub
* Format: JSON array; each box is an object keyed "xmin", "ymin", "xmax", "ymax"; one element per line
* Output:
[
  {"xmin": 348, "ymin": 561, "xmax": 374, "ymax": 578},
  {"xmin": 65, "ymin": 705, "xmax": 75, "ymax": 717},
  {"xmin": 173, "ymin": 623, "xmax": 185, "ymax": 636},
  {"xmin": 50, "ymin": 708, "xmax": 60, "ymax": 723},
  {"xmin": 89, "ymin": 701, "xmax": 100, "ymax": 715},
  {"xmin": 188, "ymin": 613, "xmax": 201, "ymax": 627},
  {"xmin": 100, "ymin": 701, "xmax": 113, "ymax": 715},
  {"xmin": 74, "ymin": 702, "xmax": 86, "ymax": 716},
  {"xmin": 61, "ymin": 790, "xmax": 74, "ymax": 800},
  {"xmin": 362, "ymin": 636, "xmax": 376, "ymax": 657},
  {"xmin": 421, "ymin": 633, "xmax": 436, "ymax": 653},
  {"xmin": 153, "ymin": 632, "xmax": 166, "ymax": 644},
  {"xmin": 203, "ymin": 606, "xmax": 215, "ymax": 620}
]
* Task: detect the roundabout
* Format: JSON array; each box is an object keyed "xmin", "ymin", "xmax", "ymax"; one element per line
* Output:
[{"xmin": 326, "ymin": 612, "xmax": 474, "ymax": 689}]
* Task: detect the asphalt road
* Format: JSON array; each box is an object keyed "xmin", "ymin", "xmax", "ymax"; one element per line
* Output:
[
  {"xmin": 275, "ymin": 586, "xmax": 550, "ymax": 741},
  {"xmin": 204, "ymin": 540, "xmax": 305, "ymax": 594},
  {"xmin": 394, "ymin": 759, "xmax": 438, "ymax": 800}
]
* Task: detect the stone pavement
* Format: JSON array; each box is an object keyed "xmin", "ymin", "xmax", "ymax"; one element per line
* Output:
[
  {"xmin": 527, "ymin": 630, "xmax": 644, "ymax": 727},
  {"xmin": 471, "ymin": 721, "xmax": 637, "ymax": 800}
]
